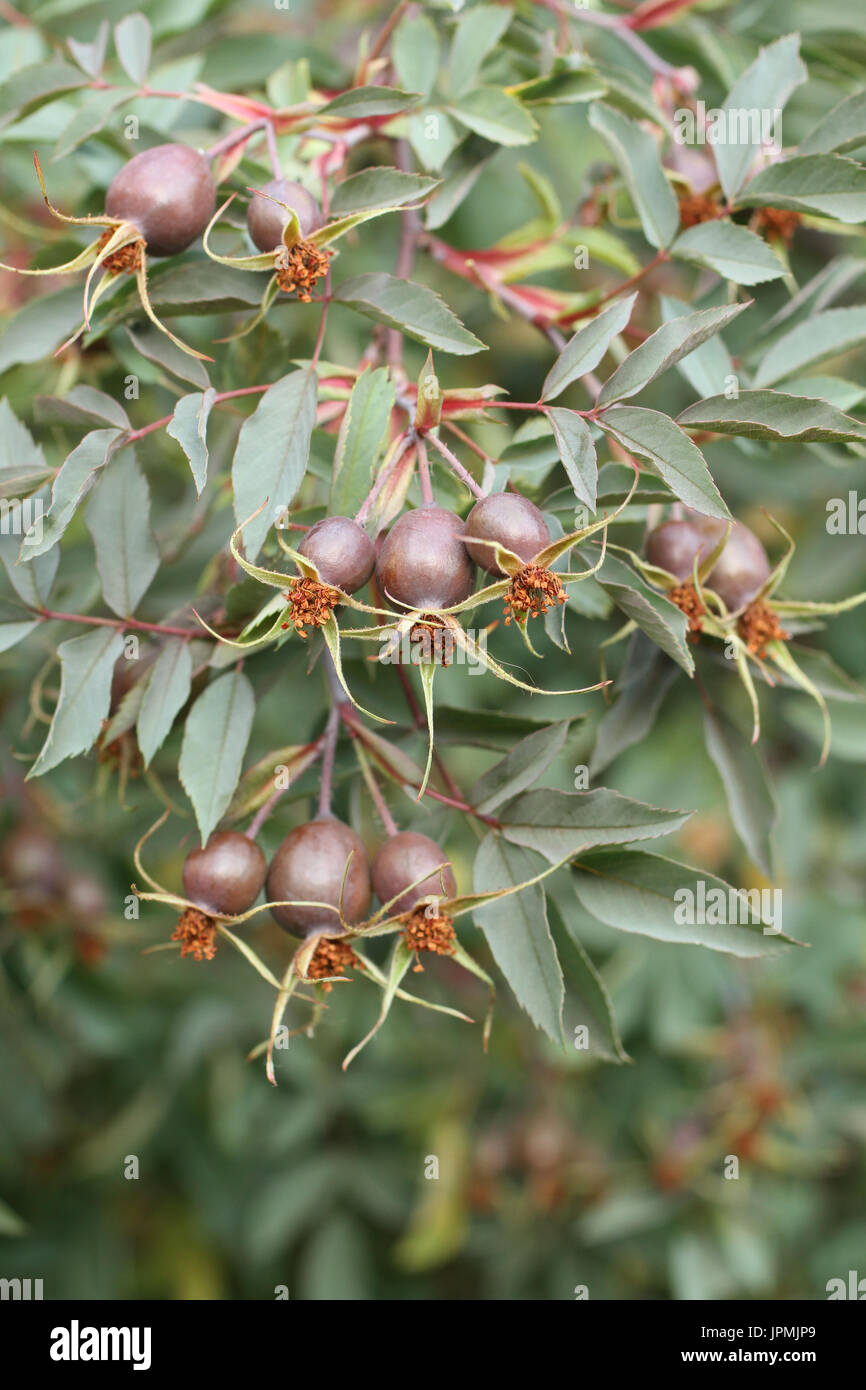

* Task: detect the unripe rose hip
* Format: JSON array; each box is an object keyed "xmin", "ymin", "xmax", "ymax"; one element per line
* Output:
[
  {"xmin": 298, "ymin": 516, "xmax": 375, "ymax": 593},
  {"xmin": 464, "ymin": 493, "xmax": 550, "ymax": 577},
  {"xmin": 182, "ymin": 830, "xmax": 267, "ymax": 917},
  {"xmin": 105, "ymin": 144, "xmax": 216, "ymax": 257},
  {"xmin": 372, "ymin": 831, "xmax": 457, "ymax": 915},
  {"xmin": 247, "ymin": 178, "xmax": 324, "ymax": 252},
  {"xmin": 646, "ymin": 517, "xmax": 770, "ymax": 611},
  {"xmin": 267, "ymin": 818, "xmax": 371, "ymax": 935},
  {"xmin": 375, "ymin": 504, "xmax": 476, "ymax": 610}
]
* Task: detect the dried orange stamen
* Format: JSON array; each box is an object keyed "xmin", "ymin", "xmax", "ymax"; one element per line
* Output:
[
  {"xmin": 274, "ymin": 240, "xmax": 331, "ymax": 301},
  {"xmin": 677, "ymin": 192, "xmax": 721, "ymax": 229},
  {"xmin": 96, "ymin": 229, "xmax": 144, "ymax": 275},
  {"xmin": 402, "ymin": 905, "xmax": 457, "ymax": 972},
  {"xmin": 751, "ymin": 208, "xmax": 801, "ymax": 244},
  {"xmin": 669, "ymin": 581, "xmax": 706, "ymax": 639},
  {"xmin": 305, "ymin": 936, "xmax": 361, "ymax": 991},
  {"xmin": 172, "ymin": 907, "xmax": 217, "ymax": 961},
  {"xmin": 281, "ymin": 576, "xmax": 340, "ymax": 637},
  {"xmin": 738, "ymin": 600, "xmax": 788, "ymax": 658},
  {"xmin": 504, "ymin": 565, "xmax": 566, "ymax": 624}
]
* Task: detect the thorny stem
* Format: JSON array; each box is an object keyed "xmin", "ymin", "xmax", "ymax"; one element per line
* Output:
[
  {"xmin": 426, "ymin": 431, "xmax": 486, "ymax": 501},
  {"xmin": 415, "ymin": 434, "xmax": 434, "ymax": 504}
]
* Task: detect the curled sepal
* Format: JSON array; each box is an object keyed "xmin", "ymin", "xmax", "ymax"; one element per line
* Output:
[
  {"xmin": 266, "ymin": 960, "xmax": 298, "ymax": 1085},
  {"xmin": 135, "ymin": 258, "xmax": 214, "ymax": 362},
  {"xmin": 441, "ymin": 615, "xmax": 609, "ymax": 698},
  {"xmin": 532, "ymin": 465, "xmax": 639, "ymax": 570},
  {"xmin": 767, "ymin": 639, "xmax": 832, "ymax": 765},
  {"xmin": 321, "ymin": 615, "xmax": 393, "ymax": 725},
  {"xmin": 462, "ymin": 533, "xmax": 524, "ymax": 579},
  {"xmin": 0, "ymin": 238, "xmax": 103, "ymax": 278},
  {"xmin": 772, "ymin": 593, "xmax": 866, "ymax": 617},
  {"xmin": 351, "ymin": 946, "xmax": 474, "ymax": 1024},
  {"xmin": 755, "ymin": 514, "xmax": 795, "ymax": 604},
  {"xmin": 202, "ymin": 193, "xmax": 292, "ymax": 270},
  {"xmin": 216, "ymin": 274, "xmax": 280, "ymax": 343},
  {"xmin": 192, "ymin": 604, "xmax": 287, "ymax": 650},
  {"xmin": 450, "ymin": 942, "xmax": 495, "ymax": 1052},
  {"xmin": 732, "ymin": 637, "xmax": 763, "ymax": 746},
  {"xmin": 342, "ymin": 938, "xmax": 413, "ymax": 1070},
  {"xmin": 310, "ymin": 204, "xmax": 415, "ymax": 249},
  {"xmin": 696, "ymin": 520, "xmax": 733, "ymax": 586},
  {"xmin": 416, "ymin": 659, "xmax": 436, "ymax": 800},
  {"xmin": 32, "ymin": 152, "xmax": 119, "ymax": 228},
  {"xmin": 216, "ymin": 925, "xmax": 282, "ymax": 989}
]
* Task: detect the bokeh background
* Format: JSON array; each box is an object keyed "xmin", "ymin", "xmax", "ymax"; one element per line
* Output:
[{"xmin": 1, "ymin": 0, "xmax": 865, "ymax": 1300}]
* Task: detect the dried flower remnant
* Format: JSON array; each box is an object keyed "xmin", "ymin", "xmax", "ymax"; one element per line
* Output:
[
  {"xmin": 94, "ymin": 229, "xmax": 144, "ymax": 275},
  {"xmin": 751, "ymin": 207, "xmax": 802, "ymax": 243},
  {"xmin": 403, "ymin": 904, "xmax": 457, "ymax": 971},
  {"xmin": 504, "ymin": 566, "xmax": 566, "ymax": 624},
  {"xmin": 281, "ymin": 577, "xmax": 341, "ymax": 636},
  {"xmin": 669, "ymin": 582, "xmax": 706, "ymax": 638},
  {"xmin": 172, "ymin": 907, "xmax": 218, "ymax": 961},
  {"xmin": 738, "ymin": 600, "xmax": 789, "ymax": 657},
  {"xmin": 677, "ymin": 192, "xmax": 721, "ymax": 228},
  {"xmin": 274, "ymin": 240, "xmax": 331, "ymax": 301},
  {"xmin": 305, "ymin": 935, "xmax": 362, "ymax": 990}
]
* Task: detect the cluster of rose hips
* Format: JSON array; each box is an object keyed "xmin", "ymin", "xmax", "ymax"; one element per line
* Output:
[
  {"xmin": 174, "ymin": 819, "xmax": 457, "ymax": 979},
  {"xmin": 2, "ymin": 144, "xmax": 332, "ymax": 354}
]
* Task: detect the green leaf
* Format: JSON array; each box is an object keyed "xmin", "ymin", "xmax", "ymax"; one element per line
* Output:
[
  {"xmin": 571, "ymin": 849, "xmax": 798, "ymax": 956},
  {"xmin": 166, "ymin": 388, "xmax": 217, "ymax": 495},
  {"xmin": 329, "ymin": 367, "xmax": 395, "ymax": 519},
  {"xmin": 179, "ymin": 670, "xmax": 255, "ymax": 846},
  {"xmin": 514, "ymin": 64, "xmax": 607, "ymax": 107},
  {"xmin": 547, "ymin": 894, "xmax": 629, "ymax": 1062},
  {"xmin": 135, "ymin": 638, "xmax": 192, "ymax": 767},
  {"xmin": 712, "ymin": 34, "xmax": 806, "ymax": 203},
  {"xmin": 317, "ymin": 86, "xmax": 422, "ymax": 119},
  {"xmin": 392, "ymin": 10, "xmax": 440, "ymax": 101},
  {"xmin": 473, "ymin": 835, "xmax": 564, "ymax": 1045},
  {"xmin": 677, "ymin": 389, "xmax": 866, "ymax": 443},
  {"xmin": 659, "ymin": 294, "xmax": 735, "ymax": 398},
  {"xmin": 598, "ymin": 406, "xmax": 728, "ymax": 520},
  {"xmin": 20, "ymin": 429, "xmax": 126, "ymax": 561},
  {"xmin": 85, "ymin": 450, "xmax": 159, "ymax": 618},
  {"xmin": 547, "ymin": 408, "xmax": 598, "ymax": 511},
  {"xmin": 754, "ymin": 307, "xmax": 866, "ymax": 387},
  {"xmin": 35, "ymin": 385, "xmax": 130, "ymax": 432},
  {"xmin": 67, "ymin": 22, "xmax": 109, "ymax": 79},
  {"xmin": 703, "ymin": 706, "xmax": 777, "ymax": 879},
  {"xmin": 800, "ymin": 90, "xmax": 866, "ymax": 155},
  {"xmin": 590, "ymin": 632, "xmax": 679, "ymax": 775},
  {"xmin": 589, "ymin": 549, "xmax": 694, "ymax": 673},
  {"xmin": 500, "ymin": 787, "xmax": 689, "ymax": 861},
  {"xmin": 448, "ymin": 4, "xmax": 512, "ymax": 98},
  {"xmin": 114, "ymin": 12, "xmax": 151, "ymax": 85},
  {"xmin": 737, "ymin": 155, "xmax": 866, "ymax": 223},
  {"xmin": 0, "ymin": 61, "xmax": 88, "ymax": 130},
  {"xmin": 0, "ymin": 398, "xmax": 47, "ymax": 479},
  {"xmin": 126, "ymin": 324, "xmax": 211, "ymax": 389},
  {"xmin": 334, "ymin": 273, "xmax": 485, "ymax": 355},
  {"xmin": 541, "ymin": 293, "xmax": 637, "ymax": 402},
  {"xmin": 232, "ymin": 369, "xmax": 317, "ymax": 560},
  {"xmin": 671, "ymin": 221, "xmax": 785, "ymax": 286},
  {"xmin": 588, "ymin": 102, "xmax": 679, "ymax": 249},
  {"xmin": 52, "ymin": 87, "xmax": 133, "ymax": 161},
  {"xmin": 28, "ymin": 627, "xmax": 125, "ymax": 778},
  {"xmin": 329, "ymin": 167, "xmax": 440, "ymax": 215},
  {"xmin": 598, "ymin": 302, "xmax": 749, "ymax": 406},
  {"xmin": 408, "ymin": 108, "xmax": 462, "ymax": 172},
  {"xmin": 450, "ymin": 86, "xmax": 538, "ymax": 147},
  {"xmin": 0, "ymin": 505, "xmax": 58, "ymax": 609},
  {"xmin": 469, "ymin": 721, "xmax": 571, "ymax": 815},
  {"xmin": 0, "ymin": 287, "xmax": 87, "ymax": 373}
]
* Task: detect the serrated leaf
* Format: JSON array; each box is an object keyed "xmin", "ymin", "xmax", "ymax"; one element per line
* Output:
[
  {"xmin": 571, "ymin": 849, "xmax": 798, "ymax": 955},
  {"xmin": 473, "ymin": 835, "xmax": 564, "ymax": 1045},
  {"xmin": 20, "ymin": 429, "xmax": 126, "ymax": 561},
  {"xmin": 85, "ymin": 450, "xmax": 159, "ymax": 617},
  {"xmin": 317, "ymin": 86, "xmax": 422, "ymax": 119},
  {"xmin": 588, "ymin": 102, "xmax": 679, "ymax": 249},
  {"xmin": 712, "ymin": 34, "xmax": 806, "ymax": 203},
  {"xmin": 232, "ymin": 370, "xmax": 317, "ymax": 560},
  {"xmin": 590, "ymin": 632, "xmax": 679, "ymax": 775},
  {"xmin": 0, "ymin": 61, "xmax": 88, "ymax": 130},
  {"xmin": 0, "ymin": 398, "xmax": 46, "ymax": 478},
  {"xmin": 800, "ymin": 89, "xmax": 866, "ymax": 156},
  {"xmin": 334, "ymin": 272, "xmax": 485, "ymax": 355},
  {"xmin": 542, "ymin": 294, "xmax": 637, "ymax": 402},
  {"xmin": 598, "ymin": 406, "xmax": 728, "ymax": 520},
  {"xmin": 500, "ymin": 787, "xmax": 689, "ymax": 861},
  {"xmin": 329, "ymin": 367, "xmax": 395, "ymax": 518},
  {"xmin": 754, "ymin": 307, "xmax": 866, "ymax": 387},
  {"xmin": 114, "ymin": 13, "xmax": 152, "ymax": 85},
  {"xmin": 28, "ymin": 627, "xmax": 125, "ymax": 778},
  {"xmin": 392, "ymin": 10, "xmax": 439, "ymax": 101},
  {"xmin": 547, "ymin": 893, "xmax": 629, "ymax": 1062},
  {"xmin": 450, "ymin": 86, "xmax": 537, "ymax": 146},
  {"xmin": 703, "ymin": 707, "xmax": 777, "ymax": 878},
  {"xmin": 470, "ymin": 721, "xmax": 571, "ymax": 815},
  {"xmin": 136, "ymin": 639, "xmax": 192, "ymax": 768},
  {"xmin": 329, "ymin": 167, "xmax": 439, "ymax": 215},
  {"xmin": 671, "ymin": 221, "xmax": 785, "ymax": 286},
  {"xmin": 677, "ymin": 389, "xmax": 866, "ymax": 442},
  {"xmin": 179, "ymin": 670, "xmax": 255, "ymax": 845},
  {"xmin": 448, "ymin": 4, "xmax": 512, "ymax": 97},
  {"xmin": 590, "ymin": 549, "xmax": 694, "ymax": 672},
  {"xmin": 737, "ymin": 155, "xmax": 866, "ymax": 223},
  {"xmin": 35, "ymin": 385, "xmax": 130, "ymax": 431},
  {"xmin": 547, "ymin": 408, "xmax": 598, "ymax": 511},
  {"xmin": 126, "ymin": 324, "xmax": 211, "ymax": 389},
  {"xmin": 598, "ymin": 302, "xmax": 749, "ymax": 406},
  {"xmin": 167, "ymin": 388, "xmax": 216, "ymax": 495}
]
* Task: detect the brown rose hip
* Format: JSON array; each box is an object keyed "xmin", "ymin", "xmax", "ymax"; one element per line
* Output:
[
  {"xmin": 375, "ymin": 504, "xmax": 476, "ymax": 610},
  {"xmin": 372, "ymin": 831, "xmax": 457, "ymax": 916},
  {"xmin": 266, "ymin": 818, "xmax": 371, "ymax": 935},
  {"xmin": 464, "ymin": 493, "xmax": 550, "ymax": 577},
  {"xmin": 105, "ymin": 144, "xmax": 216, "ymax": 257},
  {"xmin": 182, "ymin": 831, "xmax": 267, "ymax": 917},
  {"xmin": 247, "ymin": 178, "xmax": 325, "ymax": 252},
  {"xmin": 298, "ymin": 516, "xmax": 375, "ymax": 593}
]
